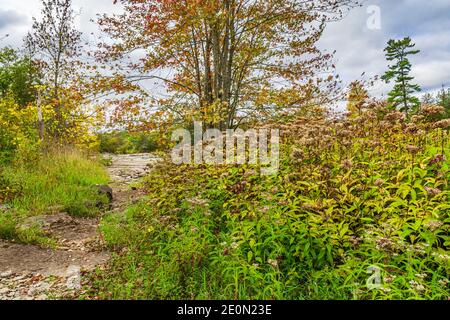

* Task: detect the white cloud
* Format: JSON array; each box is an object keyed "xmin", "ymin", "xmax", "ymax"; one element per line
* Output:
[
  {"xmin": 0, "ymin": 0, "xmax": 119, "ymax": 47},
  {"xmin": 319, "ymin": 0, "xmax": 450, "ymax": 98},
  {"xmin": 0, "ymin": 9, "xmax": 28, "ymax": 30},
  {"xmin": 1, "ymin": 0, "xmax": 449, "ymax": 97},
  {"xmin": 413, "ymin": 61, "xmax": 450, "ymax": 90}
]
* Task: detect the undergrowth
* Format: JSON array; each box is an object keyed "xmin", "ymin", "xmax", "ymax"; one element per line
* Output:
[
  {"xmin": 86, "ymin": 104, "xmax": 450, "ymax": 300},
  {"xmin": 0, "ymin": 147, "xmax": 109, "ymax": 244}
]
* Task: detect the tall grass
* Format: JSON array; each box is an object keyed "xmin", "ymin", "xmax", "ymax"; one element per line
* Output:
[{"xmin": 0, "ymin": 147, "xmax": 110, "ymax": 243}]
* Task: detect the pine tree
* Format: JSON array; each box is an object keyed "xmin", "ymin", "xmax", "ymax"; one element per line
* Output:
[{"xmin": 381, "ymin": 37, "xmax": 421, "ymax": 116}]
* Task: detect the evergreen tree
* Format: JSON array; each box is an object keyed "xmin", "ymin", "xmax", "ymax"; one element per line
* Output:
[{"xmin": 381, "ymin": 37, "xmax": 421, "ymax": 116}]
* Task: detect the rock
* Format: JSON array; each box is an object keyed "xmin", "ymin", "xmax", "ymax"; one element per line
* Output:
[
  {"xmin": 12, "ymin": 275, "xmax": 26, "ymax": 282},
  {"xmin": 28, "ymin": 282, "xmax": 51, "ymax": 296},
  {"xmin": 16, "ymin": 216, "xmax": 49, "ymax": 233},
  {"xmin": 0, "ymin": 204, "xmax": 12, "ymax": 211},
  {"xmin": 0, "ymin": 288, "xmax": 10, "ymax": 295},
  {"xmin": 95, "ymin": 185, "xmax": 113, "ymax": 203},
  {"xmin": 66, "ymin": 265, "xmax": 81, "ymax": 290},
  {"xmin": 0, "ymin": 270, "xmax": 13, "ymax": 278}
]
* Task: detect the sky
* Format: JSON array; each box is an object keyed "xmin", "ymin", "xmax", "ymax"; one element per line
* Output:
[{"xmin": 0, "ymin": 0, "xmax": 449, "ymax": 101}]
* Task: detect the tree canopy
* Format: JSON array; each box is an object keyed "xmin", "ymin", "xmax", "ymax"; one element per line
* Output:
[
  {"xmin": 97, "ymin": 0, "xmax": 358, "ymax": 129},
  {"xmin": 0, "ymin": 48, "xmax": 40, "ymax": 107}
]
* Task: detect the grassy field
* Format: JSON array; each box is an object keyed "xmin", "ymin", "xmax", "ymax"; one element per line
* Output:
[{"xmin": 0, "ymin": 147, "xmax": 109, "ymax": 244}]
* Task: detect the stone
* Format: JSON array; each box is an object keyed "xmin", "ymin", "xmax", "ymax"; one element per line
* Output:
[
  {"xmin": 66, "ymin": 265, "xmax": 81, "ymax": 290},
  {"xmin": 0, "ymin": 288, "xmax": 10, "ymax": 295},
  {"xmin": 0, "ymin": 270, "xmax": 13, "ymax": 278},
  {"xmin": 12, "ymin": 275, "xmax": 26, "ymax": 281},
  {"xmin": 35, "ymin": 294, "xmax": 48, "ymax": 300},
  {"xmin": 95, "ymin": 185, "xmax": 114, "ymax": 203},
  {"xmin": 0, "ymin": 204, "xmax": 12, "ymax": 211},
  {"xmin": 16, "ymin": 216, "xmax": 49, "ymax": 233},
  {"xmin": 28, "ymin": 282, "xmax": 51, "ymax": 295}
]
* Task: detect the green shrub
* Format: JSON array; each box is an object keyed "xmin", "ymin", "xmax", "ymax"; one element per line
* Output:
[
  {"xmin": 98, "ymin": 131, "xmax": 159, "ymax": 154},
  {"xmin": 0, "ymin": 211, "xmax": 17, "ymax": 240}
]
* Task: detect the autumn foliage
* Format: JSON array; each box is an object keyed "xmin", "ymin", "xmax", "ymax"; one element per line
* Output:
[{"xmin": 97, "ymin": 0, "xmax": 358, "ymax": 129}]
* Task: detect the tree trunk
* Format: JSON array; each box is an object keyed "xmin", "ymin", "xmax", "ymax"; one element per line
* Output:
[{"xmin": 37, "ymin": 91, "xmax": 45, "ymax": 141}]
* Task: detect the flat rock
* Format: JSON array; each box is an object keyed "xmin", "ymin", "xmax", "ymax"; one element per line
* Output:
[
  {"xmin": 0, "ymin": 270, "xmax": 12, "ymax": 278},
  {"xmin": 0, "ymin": 205, "xmax": 11, "ymax": 212},
  {"xmin": 0, "ymin": 240, "xmax": 109, "ymax": 277},
  {"xmin": 104, "ymin": 153, "xmax": 161, "ymax": 184},
  {"xmin": 0, "ymin": 288, "xmax": 10, "ymax": 295}
]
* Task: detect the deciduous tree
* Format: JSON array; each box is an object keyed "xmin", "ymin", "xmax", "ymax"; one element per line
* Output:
[
  {"xmin": 97, "ymin": 0, "xmax": 358, "ymax": 129},
  {"xmin": 0, "ymin": 48, "xmax": 40, "ymax": 107},
  {"xmin": 26, "ymin": 0, "xmax": 82, "ymax": 130}
]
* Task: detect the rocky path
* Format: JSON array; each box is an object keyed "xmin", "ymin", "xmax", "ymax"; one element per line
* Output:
[{"xmin": 0, "ymin": 153, "xmax": 160, "ymax": 300}]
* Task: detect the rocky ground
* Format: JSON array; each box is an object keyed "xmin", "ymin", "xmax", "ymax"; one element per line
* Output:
[
  {"xmin": 105, "ymin": 153, "xmax": 159, "ymax": 184},
  {"xmin": 0, "ymin": 153, "xmax": 160, "ymax": 300}
]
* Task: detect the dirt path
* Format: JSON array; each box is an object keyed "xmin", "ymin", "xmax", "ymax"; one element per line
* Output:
[{"xmin": 0, "ymin": 153, "xmax": 160, "ymax": 300}]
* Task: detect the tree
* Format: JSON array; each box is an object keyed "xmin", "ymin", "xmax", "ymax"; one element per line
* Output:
[
  {"xmin": 0, "ymin": 95, "xmax": 38, "ymax": 159},
  {"xmin": 26, "ymin": 0, "xmax": 82, "ymax": 130},
  {"xmin": 421, "ymin": 92, "xmax": 435, "ymax": 105},
  {"xmin": 420, "ymin": 86, "xmax": 450, "ymax": 118},
  {"xmin": 97, "ymin": 0, "xmax": 358, "ymax": 129},
  {"xmin": 346, "ymin": 80, "xmax": 369, "ymax": 118},
  {"xmin": 381, "ymin": 37, "xmax": 421, "ymax": 116},
  {"xmin": 0, "ymin": 47, "xmax": 40, "ymax": 107},
  {"xmin": 436, "ymin": 86, "xmax": 450, "ymax": 117}
]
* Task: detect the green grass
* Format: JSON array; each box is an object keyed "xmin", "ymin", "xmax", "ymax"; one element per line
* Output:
[{"xmin": 0, "ymin": 147, "xmax": 110, "ymax": 244}]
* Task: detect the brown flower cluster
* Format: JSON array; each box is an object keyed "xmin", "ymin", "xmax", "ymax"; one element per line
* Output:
[
  {"xmin": 420, "ymin": 104, "xmax": 445, "ymax": 117},
  {"xmin": 424, "ymin": 187, "xmax": 442, "ymax": 197}
]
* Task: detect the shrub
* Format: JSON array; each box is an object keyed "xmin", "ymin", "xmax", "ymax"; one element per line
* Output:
[
  {"xmin": 0, "ymin": 95, "xmax": 38, "ymax": 162},
  {"xmin": 86, "ymin": 103, "xmax": 450, "ymax": 300},
  {"xmin": 98, "ymin": 131, "xmax": 159, "ymax": 154}
]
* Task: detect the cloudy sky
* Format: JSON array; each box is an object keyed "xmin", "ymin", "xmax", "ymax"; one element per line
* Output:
[{"xmin": 1, "ymin": 0, "xmax": 449, "ymax": 100}]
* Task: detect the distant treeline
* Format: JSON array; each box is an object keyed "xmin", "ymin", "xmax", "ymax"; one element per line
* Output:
[{"xmin": 98, "ymin": 131, "xmax": 160, "ymax": 154}]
